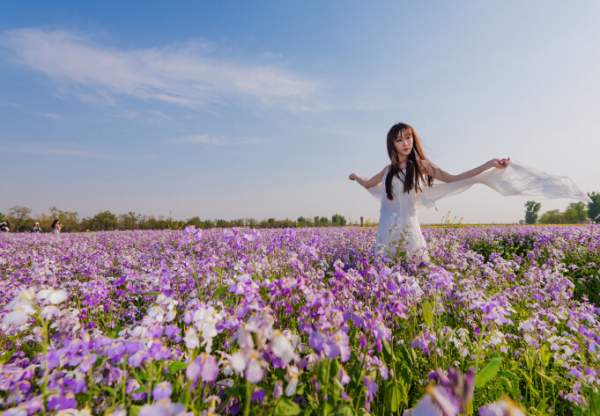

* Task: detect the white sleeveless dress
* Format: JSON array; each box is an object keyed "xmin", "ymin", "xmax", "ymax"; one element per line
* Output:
[
  {"xmin": 367, "ymin": 165, "xmax": 428, "ymax": 258},
  {"xmin": 367, "ymin": 160, "xmax": 590, "ymax": 258}
]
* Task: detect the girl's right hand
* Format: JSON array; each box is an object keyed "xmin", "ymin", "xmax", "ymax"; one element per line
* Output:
[
  {"xmin": 349, "ymin": 173, "xmax": 358, "ymax": 181},
  {"xmin": 488, "ymin": 158, "xmax": 510, "ymax": 169}
]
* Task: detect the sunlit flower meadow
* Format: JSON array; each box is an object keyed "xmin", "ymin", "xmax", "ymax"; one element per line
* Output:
[{"xmin": 0, "ymin": 225, "xmax": 599, "ymax": 415}]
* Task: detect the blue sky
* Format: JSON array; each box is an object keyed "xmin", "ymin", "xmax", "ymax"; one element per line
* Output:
[{"xmin": 1, "ymin": 1, "xmax": 598, "ymax": 223}]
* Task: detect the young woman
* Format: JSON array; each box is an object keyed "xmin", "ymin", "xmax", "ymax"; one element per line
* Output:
[
  {"xmin": 51, "ymin": 219, "xmax": 62, "ymax": 234},
  {"xmin": 349, "ymin": 122, "xmax": 590, "ymax": 259}
]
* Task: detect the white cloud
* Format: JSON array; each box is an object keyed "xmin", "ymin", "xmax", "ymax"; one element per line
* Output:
[
  {"xmin": 8, "ymin": 143, "xmax": 98, "ymax": 158},
  {"xmin": 35, "ymin": 112, "xmax": 63, "ymax": 120},
  {"xmin": 172, "ymin": 133, "xmax": 266, "ymax": 146},
  {"xmin": 1, "ymin": 28, "xmax": 319, "ymax": 110}
]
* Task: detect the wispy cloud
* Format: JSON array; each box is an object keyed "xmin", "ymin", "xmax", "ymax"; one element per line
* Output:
[
  {"xmin": 0, "ymin": 100, "xmax": 21, "ymax": 108},
  {"xmin": 8, "ymin": 143, "xmax": 98, "ymax": 158},
  {"xmin": 1, "ymin": 28, "xmax": 320, "ymax": 110},
  {"xmin": 172, "ymin": 133, "xmax": 266, "ymax": 146},
  {"xmin": 35, "ymin": 111, "xmax": 63, "ymax": 120}
]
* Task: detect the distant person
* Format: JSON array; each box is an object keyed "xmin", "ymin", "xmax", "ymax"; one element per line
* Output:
[
  {"xmin": 32, "ymin": 222, "xmax": 42, "ymax": 233},
  {"xmin": 51, "ymin": 219, "xmax": 62, "ymax": 234},
  {"xmin": 0, "ymin": 221, "xmax": 9, "ymax": 232},
  {"xmin": 349, "ymin": 122, "xmax": 590, "ymax": 259}
]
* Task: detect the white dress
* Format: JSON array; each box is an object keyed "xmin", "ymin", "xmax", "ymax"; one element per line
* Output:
[
  {"xmin": 367, "ymin": 165, "xmax": 428, "ymax": 258},
  {"xmin": 367, "ymin": 160, "xmax": 590, "ymax": 258}
]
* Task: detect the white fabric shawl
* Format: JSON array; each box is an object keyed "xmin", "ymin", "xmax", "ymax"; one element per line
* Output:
[{"xmin": 367, "ymin": 160, "xmax": 591, "ymax": 209}]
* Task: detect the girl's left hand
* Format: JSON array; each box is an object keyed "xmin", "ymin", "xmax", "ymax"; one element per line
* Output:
[{"xmin": 490, "ymin": 157, "xmax": 510, "ymax": 168}]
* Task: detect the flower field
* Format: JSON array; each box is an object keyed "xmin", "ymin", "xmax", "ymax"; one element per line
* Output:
[{"xmin": 0, "ymin": 225, "xmax": 599, "ymax": 415}]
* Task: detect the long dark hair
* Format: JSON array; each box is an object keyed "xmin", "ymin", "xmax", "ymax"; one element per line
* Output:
[{"xmin": 385, "ymin": 122, "xmax": 433, "ymax": 200}]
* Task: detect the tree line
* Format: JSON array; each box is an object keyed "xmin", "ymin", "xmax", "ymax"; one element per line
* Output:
[
  {"xmin": 523, "ymin": 192, "xmax": 600, "ymax": 224},
  {"xmin": 0, "ymin": 206, "xmax": 356, "ymax": 232}
]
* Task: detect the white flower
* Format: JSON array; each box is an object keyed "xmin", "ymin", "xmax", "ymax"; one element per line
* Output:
[
  {"xmin": 184, "ymin": 328, "xmax": 200, "ymax": 350},
  {"xmin": 193, "ymin": 305, "xmax": 223, "ymax": 353},
  {"xmin": 230, "ymin": 351, "xmax": 247, "ymax": 374},
  {"xmin": 147, "ymin": 306, "xmax": 165, "ymax": 323},
  {"xmin": 271, "ymin": 330, "xmax": 296, "ymax": 365},
  {"xmin": 48, "ymin": 289, "xmax": 68, "ymax": 305},
  {"xmin": 15, "ymin": 288, "xmax": 36, "ymax": 304},
  {"xmin": 36, "ymin": 288, "xmax": 68, "ymax": 305},
  {"xmin": 229, "ymin": 350, "xmax": 264, "ymax": 384},
  {"xmin": 193, "ymin": 306, "xmax": 221, "ymax": 339},
  {"xmin": 2, "ymin": 290, "xmax": 37, "ymax": 330},
  {"xmin": 235, "ymin": 327, "xmax": 254, "ymax": 350},
  {"xmin": 245, "ymin": 353, "xmax": 264, "ymax": 383},
  {"xmin": 3, "ymin": 309, "xmax": 32, "ymax": 328},
  {"xmin": 130, "ymin": 325, "xmax": 148, "ymax": 338},
  {"xmin": 41, "ymin": 305, "xmax": 60, "ymax": 319},
  {"xmin": 478, "ymin": 397, "xmax": 525, "ymax": 416},
  {"xmin": 285, "ymin": 366, "xmax": 299, "ymax": 396}
]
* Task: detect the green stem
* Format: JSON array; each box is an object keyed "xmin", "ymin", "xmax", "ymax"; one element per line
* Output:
[{"xmin": 243, "ymin": 381, "xmax": 252, "ymax": 416}]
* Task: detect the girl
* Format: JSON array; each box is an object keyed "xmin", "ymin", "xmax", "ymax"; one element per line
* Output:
[
  {"xmin": 51, "ymin": 218, "xmax": 62, "ymax": 234},
  {"xmin": 349, "ymin": 122, "xmax": 590, "ymax": 259}
]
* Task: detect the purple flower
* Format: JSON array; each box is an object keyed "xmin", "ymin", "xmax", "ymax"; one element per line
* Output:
[
  {"xmin": 412, "ymin": 329, "xmax": 437, "ymax": 357},
  {"xmin": 46, "ymin": 350, "xmax": 60, "ymax": 370},
  {"xmin": 47, "ymin": 394, "xmax": 77, "ymax": 411},
  {"xmin": 187, "ymin": 353, "xmax": 218, "ymax": 384},
  {"xmin": 252, "ymin": 388, "xmax": 266, "ymax": 403},
  {"xmin": 273, "ymin": 381, "xmax": 283, "ymax": 399},
  {"xmin": 364, "ymin": 376, "xmax": 378, "ymax": 403},
  {"xmin": 152, "ymin": 381, "xmax": 172, "ymax": 401}
]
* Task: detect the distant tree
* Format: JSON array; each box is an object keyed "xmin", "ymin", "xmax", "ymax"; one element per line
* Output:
[
  {"xmin": 563, "ymin": 202, "xmax": 588, "ymax": 223},
  {"xmin": 524, "ymin": 200, "xmax": 541, "ymax": 224},
  {"xmin": 215, "ymin": 219, "xmax": 229, "ymax": 228},
  {"xmin": 538, "ymin": 209, "xmax": 564, "ymax": 224},
  {"xmin": 84, "ymin": 210, "xmax": 119, "ymax": 231},
  {"xmin": 331, "ymin": 213, "xmax": 347, "ymax": 226},
  {"xmin": 8, "ymin": 206, "xmax": 33, "ymax": 231},
  {"xmin": 588, "ymin": 192, "xmax": 600, "ymax": 223},
  {"xmin": 185, "ymin": 216, "xmax": 203, "ymax": 228},
  {"xmin": 119, "ymin": 211, "xmax": 142, "ymax": 230}
]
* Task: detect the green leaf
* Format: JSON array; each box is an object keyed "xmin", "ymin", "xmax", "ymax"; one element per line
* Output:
[
  {"xmin": 498, "ymin": 370, "xmax": 520, "ymax": 398},
  {"xmin": 274, "ymin": 398, "xmax": 302, "ymax": 416},
  {"xmin": 536, "ymin": 370, "xmax": 556, "ymax": 385},
  {"xmin": 129, "ymin": 405, "xmax": 142, "ymax": 416},
  {"xmin": 538, "ymin": 344, "xmax": 551, "ymax": 367},
  {"xmin": 168, "ymin": 360, "xmax": 188, "ymax": 374},
  {"xmin": 144, "ymin": 291, "xmax": 161, "ymax": 297},
  {"xmin": 318, "ymin": 359, "xmax": 331, "ymax": 389},
  {"xmin": 475, "ymin": 357, "xmax": 502, "ymax": 388},
  {"xmin": 422, "ymin": 301, "xmax": 434, "ymax": 328},
  {"xmin": 390, "ymin": 384, "xmax": 401, "ymax": 412},
  {"xmin": 214, "ymin": 285, "xmax": 229, "ymax": 298},
  {"xmin": 382, "ymin": 340, "xmax": 395, "ymax": 362},
  {"xmin": 0, "ymin": 350, "xmax": 15, "ymax": 365},
  {"xmin": 333, "ymin": 405, "xmax": 356, "ymax": 416},
  {"xmin": 330, "ymin": 359, "xmax": 341, "ymax": 383},
  {"xmin": 318, "ymin": 402, "xmax": 334, "ymax": 415}
]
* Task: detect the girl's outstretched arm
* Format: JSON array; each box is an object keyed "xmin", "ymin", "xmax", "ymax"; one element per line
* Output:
[
  {"xmin": 349, "ymin": 165, "xmax": 388, "ymax": 189},
  {"xmin": 419, "ymin": 158, "xmax": 510, "ymax": 183}
]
